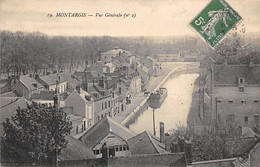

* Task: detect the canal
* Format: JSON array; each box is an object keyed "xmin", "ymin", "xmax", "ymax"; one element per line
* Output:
[{"xmin": 129, "ymin": 73, "xmax": 199, "ymax": 136}]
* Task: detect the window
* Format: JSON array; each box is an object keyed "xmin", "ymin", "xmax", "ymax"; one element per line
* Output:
[
  {"xmin": 241, "ymin": 100, "xmax": 246, "ymax": 104},
  {"xmin": 119, "ymin": 146, "xmax": 122, "ymax": 151},
  {"xmin": 102, "ymin": 103, "xmax": 104, "ymax": 110},
  {"xmin": 228, "ymin": 100, "xmax": 233, "ymax": 103},
  {"xmin": 105, "ymin": 102, "xmax": 107, "ymax": 109},
  {"xmin": 240, "ymin": 78, "xmax": 243, "ymax": 83},
  {"xmin": 98, "ymin": 116, "xmax": 100, "ymax": 120},
  {"xmin": 123, "ymin": 145, "xmax": 126, "ymax": 151},
  {"xmin": 96, "ymin": 150, "xmax": 99, "ymax": 155},
  {"xmin": 239, "ymin": 86, "xmax": 244, "ymax": 92},
  {"xmin": 108, "ymin": 101, "xmax": 111, "ymax": 107},
  {"xmin": 254, "ymin": 99, "xmax": 259, "ymax": 103},
  {"xmin": 244, "ymin": 116, "xmax": 248, "ymax": 124},
  {"xmin": 119, "ymin": 88, "xmax": 122, "ymax": 94}
]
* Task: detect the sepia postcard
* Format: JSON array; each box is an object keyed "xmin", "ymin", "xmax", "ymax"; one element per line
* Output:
[{"xmin": 0, "ymin": 0, "xmax": 259, "ymax": 166}]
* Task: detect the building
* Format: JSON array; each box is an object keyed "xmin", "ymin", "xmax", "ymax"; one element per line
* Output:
[
  {"xmin": 103, "ymin": 63, "xmax": 116, "ymax": 73},
  {"xmin": 36, "ymin": 74, "xmax": 67, "ymax": 93},
  {"xmin": 1, "ymin": 75, "xmax": 46, "ymax": 100},
  {"xmin": 157, "ymin": 53, "xmax": 180, "ymax": 62},
  {"xmin": 199, "ymin": 58, "xmax": 260, "ymax": 130},
  {"xmin": 31, "ymin": 90, "xmax": 55, "ymax": 105},
  {"xmin": 101, "ymin": 48, "xmax": 130, "ymax": 64},
  {"xmin": 64, "ymin": 87, "xmax": 94, "ymax": 134},
  {"xmin": 0, "ymin": 97, "xmax": 28, "ymax": 140},
  {"xmin": 79, "ymin": 117, "xmax": 136, "ymax": 158},
  {"xmin": 128, "ymin": 131, "xmax": 168, "ymax": 155},
  {"xmin": 136, "ymin": 63, "xmax": 150, "ymax": 87},
  {"xmin": 139, "ymin": 56, "xmax": 156, "ymax": 76},
  {"xmin": 58, "ymin": 152, "xmax": 187, "ymax": 167},
  {"xmin": 58, "ymin": 135, "xmax": 95, "ymax": 161},
  {"xmin": 211, "ymin": 61, "xmax": 260, "ymax": 128}
]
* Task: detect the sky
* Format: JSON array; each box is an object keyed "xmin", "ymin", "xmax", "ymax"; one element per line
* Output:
[{"xmin": 0, "ymin": 0, "xmax": 260, "ymax": 37}]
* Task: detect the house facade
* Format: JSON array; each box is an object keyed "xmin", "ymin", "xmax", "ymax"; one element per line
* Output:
[
  {"xmin": 201, "ymin": 58, "xmax": 260, "ymax": 130},
  {"xmin": 64, "ymin": 88, "xmax": 94, "ymax": 134}
]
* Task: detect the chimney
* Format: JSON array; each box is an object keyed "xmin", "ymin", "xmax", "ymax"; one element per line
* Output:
[
  {"xmin": 164, "ymin": 133, "xmax": 171, "ymax": 151},
  {"xmin": 76, "ymin": 85, "xmax": 81, "ymax": 94},
  {"xmin": 53, "ymin": 94, "xmax": 59, "ymax": 107},
  {"xmin": 101, "ymin": 142, "xmax": 108, "ymax": 159},
  {"xmin": 93, "ymin": 79, "xmax": 95, "ymax": 86},
  {"xmin": 159, "ymin": 122, "xmax": 165, "ymax": 143},
  {"xmin": 58, "ymin": 75, "xmax": 61, "ymax": 82}
]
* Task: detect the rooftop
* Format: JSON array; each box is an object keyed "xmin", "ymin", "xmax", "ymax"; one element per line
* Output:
[
  {"xmin": 38, "ymin": 74, "xmax": 67, "ymax": 86},
  {"xmin": 128, "ymin": 131, "xmax": 168, "ymax": 155},
  {"xmin": 79, "ymin": 116, "xmax": 136, "ymax": 148},
  {"xmin": 31, "ymin": 90, "xmax": 55, "ymax": 100},
  {"xmin": 58, "ymin": 136, "xmax": 95, "ymax": 161},
  {"xmin": 20, "ymin": 75, "xmax": 45, "ymax": 91},
  {"xmin": 213, "ymin": 64, "xmax": 260, "ymax": 85}
]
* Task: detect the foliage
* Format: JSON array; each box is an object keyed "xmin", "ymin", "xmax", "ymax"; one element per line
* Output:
[
  {"xmin": 168, "ymin": 121, "xmax": 241, "ymax": 162},
  {"xmin": 2, "ymin": 102, "xmax": 72, "ymax": 165}
]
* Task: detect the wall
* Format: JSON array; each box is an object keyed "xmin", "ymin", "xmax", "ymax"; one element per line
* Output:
[
  {"xmin": 213, "ymin": 86, "xmax": 260, "ymax": 127},
  {"xmin": 12, "ymin": 80, "xmax": 30, "ymax": 100}
]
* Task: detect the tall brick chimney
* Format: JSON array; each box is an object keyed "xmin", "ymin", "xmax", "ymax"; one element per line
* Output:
[{"xmin": 160, "ymin": 122, "xmax": 165, "ymax": 143}]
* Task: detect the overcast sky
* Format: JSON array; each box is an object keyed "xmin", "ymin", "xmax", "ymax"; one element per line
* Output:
[{"xmin": 0, "ymin": 0, "xmax": 259, "ymax": 36}]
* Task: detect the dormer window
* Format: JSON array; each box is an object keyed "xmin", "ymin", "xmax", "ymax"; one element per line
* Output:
[{"xmin": 238, "ymin": 77, "xmax": 245, "ymax": 84}]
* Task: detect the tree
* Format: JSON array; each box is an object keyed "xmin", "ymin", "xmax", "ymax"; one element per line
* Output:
[{"xmin": 2, "ymin": 102, "xmax": 72, "ymax": 165}]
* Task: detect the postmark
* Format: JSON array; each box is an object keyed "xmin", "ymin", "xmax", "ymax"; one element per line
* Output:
[{"xmin": 189, "ymin": 0, "xmax": 242, "ymax": 47}]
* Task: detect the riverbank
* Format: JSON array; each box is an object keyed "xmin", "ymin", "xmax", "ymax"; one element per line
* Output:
[{"xmin": 112, "ymin": 62, "xmax": 199, "ymax": 126}]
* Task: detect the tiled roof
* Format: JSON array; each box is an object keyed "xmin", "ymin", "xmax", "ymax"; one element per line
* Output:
[
  {"xmin": 59, "ymin": 73, "xmax": 80, "ymax": 89},
  {"xmin": 128, "ymin": 131, "xmax": 168, "ymax": 155},
  {"xmin": 31, "ymin": 90, "xmax": 55, "ymax": 100},
  {"xmin": 213, "ymin": 64, "xmax": 260, "ymax": 85},
  {"xmin": 58, "ymin": 136, "xmax": 95, "ymax": 161},
  {"xmin": 20, "ymin": 75, "xmax": 45, "ymax": 91},
  {"xmin": 38, "ymin": 74, "xmax": 67, "ymax": 86},
  {"xmin": 79, "ymin": 116, "xmax": 135, "ymax": 148},
  {"xmin": 0, "ymin": 97, "xmax": 27, "ymax": 123}
]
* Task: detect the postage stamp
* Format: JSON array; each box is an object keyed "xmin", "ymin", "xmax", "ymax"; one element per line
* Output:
[{"xmin": 189, "ymin": 0, "xmax": 242, "ymax": 47}]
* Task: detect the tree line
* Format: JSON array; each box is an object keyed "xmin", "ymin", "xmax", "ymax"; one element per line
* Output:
[{"xmin": 0, "ymin": 31, "xmax": 208, "ymax": 77}]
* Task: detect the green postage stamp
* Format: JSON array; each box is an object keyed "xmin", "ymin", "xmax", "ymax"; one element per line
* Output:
[{"xmin": 190, "ymin": 0, "xmax": 242, "ymax": 47}]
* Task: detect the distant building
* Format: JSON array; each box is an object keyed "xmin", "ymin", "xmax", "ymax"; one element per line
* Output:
[
  {"xmin": 157, "ymin": 53, "xmax": 180, "ymax": 62},
  {"xmin": 103, "ymin": 63, "xmax": 116, "ymax": 73},
  {"xmin": 101, "ymin": 48, "xmax": 130, "ymax": 64},
  {"xmin": 36, "ymin": 74, "xmax": 67, "ymax": 93}
]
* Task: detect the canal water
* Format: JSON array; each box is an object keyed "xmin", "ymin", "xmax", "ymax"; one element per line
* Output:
[{"xmin": 129, "ymin": 73, "xmax": 199, "ymax": 136}]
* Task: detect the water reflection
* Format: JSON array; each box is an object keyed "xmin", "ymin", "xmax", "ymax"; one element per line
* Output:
[{"xmin": 129, "ymin": 74, "xmax": 199, "ymax": 136}]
